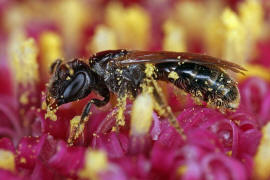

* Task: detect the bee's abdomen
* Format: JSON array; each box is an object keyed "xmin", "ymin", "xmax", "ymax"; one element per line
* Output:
[{"xmin": 155, "ymin": 62, "xmax": 240, "ymax": 109}]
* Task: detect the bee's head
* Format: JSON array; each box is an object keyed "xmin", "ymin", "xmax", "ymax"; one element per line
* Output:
[{"xmin": 46, "ymin": 59, "xmax": 96, "ymax": 108}]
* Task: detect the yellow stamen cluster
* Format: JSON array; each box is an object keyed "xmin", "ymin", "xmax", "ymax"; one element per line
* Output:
[
  {"xmin": 166, "ymin": 0, "xmax": 264, "ymax": 67},
  {"xmin": 79, "ymin": 150, "xmax": 108, "ymax": 180},
  {"xmin": 0, "ymin": 150, "xmax": 15, "ymax": 172},
  {"xmin": 222, "ymin": 0, "xmax": 264, "ymax": 64},
  {"xmin": 9, "ymin": 38, "xmax": 39, "ymax": 86},
  {"xmin": 222, "ymin": 8, "xmax": 248, "ymax": 64},
  {"xmin": 89, "ymin": 25, "xmax": 118, "ymax": 52},
  {"xmin": 162, "ymin": 19, "xmax": 187, "ymax": 52},
  {"xmin": 239, "ymin": 0, "xmax": 264, "ymax": 40},
  {"xmin": 105, "ymin": 2, "xmax": 150, "ymax": 49},
  {"xmin": 55, "ymin": 0, "xmax": 90, "ymax": 56},
  {"xmin": 39, "ymin": 32, "xmax": 63, "ymax": 76}
]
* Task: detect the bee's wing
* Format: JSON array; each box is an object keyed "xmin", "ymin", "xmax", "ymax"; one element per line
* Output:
[{"xmin": 119, "ymin": 51, "xmax": 246, "ymax": 74}]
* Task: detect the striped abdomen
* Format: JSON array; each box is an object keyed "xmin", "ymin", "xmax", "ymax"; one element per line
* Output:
[{"xmin": 155, "ymin": 62, "xmax": 240, "ymax": 110}]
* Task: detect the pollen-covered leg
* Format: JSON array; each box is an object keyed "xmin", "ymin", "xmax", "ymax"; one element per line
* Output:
[
  {"xmin": 143, "ymin": 64, "xmax": 186, "ymax": 140},
  {"xmin": 114, "ymin": 94, "xmax": 127, "ymax": 131},
  {"xmin": 150, "ymin": 77, "xmax": 186, "ymax": 140},
  {"xmin": 68, "ymin": 92, "xmax": 110, "ymax": 145},
  {"xmin": 68, "ymin": 102, "xmax": 92, "ymax": 145}
]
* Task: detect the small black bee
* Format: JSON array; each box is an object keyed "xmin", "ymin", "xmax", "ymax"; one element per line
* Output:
[{"xmin": 46, "ymin": 50, "xmax": 245, "ymax": 143}]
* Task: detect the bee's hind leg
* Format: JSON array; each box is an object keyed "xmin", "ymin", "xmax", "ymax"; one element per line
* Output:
[{"xmin": 147, "ymin": 77, "xmax": 186, "ymax": 140}]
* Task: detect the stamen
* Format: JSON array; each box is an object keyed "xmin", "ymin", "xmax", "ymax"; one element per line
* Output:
[
  {"xmin": 9, "ymin": 38, "xmax": 39, "ymax": 86},
  {"xmin": 0, "ymin": 150, "xmax": 15, "ymax": 172},
  {"xmin": 130, "ymin": 93, "xmax": 153, "ymax": 136},
  {"xmin": 79, "ymin": 150, "xmax": 108, "ymax": 180}
]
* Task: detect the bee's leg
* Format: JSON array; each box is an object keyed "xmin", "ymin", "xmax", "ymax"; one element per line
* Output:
[
  {"xmin": 114, "ymin": 94, "xmax": 127, "ymax": 132},
  {"xmin": 148, "ymin": 77, "xmax": 186, "ymax": 140},
  {"xmin": 68, "ymin": 90, "xmax": 110, "ymax": 145}
]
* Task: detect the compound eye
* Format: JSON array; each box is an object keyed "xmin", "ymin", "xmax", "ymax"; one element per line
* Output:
[{"xmin": 63, "ymin": 73, "xmax": 85, "ymax": 100}]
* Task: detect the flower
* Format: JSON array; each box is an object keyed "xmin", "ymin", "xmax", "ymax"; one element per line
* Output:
[{"xmin": 0, "ymin": 0, "xmax": 270, "ymax": 179}]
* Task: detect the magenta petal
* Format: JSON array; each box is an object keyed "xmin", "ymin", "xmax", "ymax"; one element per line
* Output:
[
  {"xmin": 178, "ymin": 107, "xmax": 224, "ymax": 130},
  {"xmin": 100, "ymin": 165, "xmax": 128, "ymax": 180},
  {"xmin": 48, "ymin": 141, "xmax": 85, "ymax": 177},
  {"xmin": 40, "ymin": 109, "xmax": 74, "ymax": 140},
  {"xmin": 150, "ymin": 112, "xmax": 161, "ymax": 140},
  {"xmin": 0, "ymin": 65, "xmax": 14, "ymax": 96},
  {"xmin": 239, "ymin": 77, "xmax": 268, "ymax": 119},
  {"xmin": 0, "ymin": 138, "xmax": 15, "ymax": 153},
  {"xmin": 155, "ymin": 120, "xmax": 184, "ymax": 148},
  {"xmin": 187, "ymin": 129, "xmax": 223, "ymax": 152},
  {"xmin": 92, "ymin": 132, "xmax": 128, "ymax": 158},
  {"xmin": 238, "ymin": 129, "xmax": 261, "ymax": 156},
  {"xmin": 182, "ymin": 161, "xmax": 202, "ymax": 180},
  {"xmin": 128, "ymin": 135, "xmax": 152, "ymax": 155},
  {"xmin": 238, "ymin": 153, "xmax": 253, "ymax": 178},
  {"xmin": 30, "ymin": 160, "xmax": 57, "ymax": 180},
  {"xmin": 0, "ymin": 169, "xmax": 22, "ymax": 180},
  {"xmin": 151, "ymin": 142, "xmax": 180, "ymax": 174},
  {"xmin": 258, "ymin": 91, "xmax": 270, "ymax": 126},
  {"xmin": 113, "ymin": 156, "xmax": 150, "ymax": 179},
  {"xmin": 201, "ymin": 153, "xmax": 247, "ymax": 180},
  {"xmin": 16, "ymin": 135, "xmax": 54, "ymax": 170}
]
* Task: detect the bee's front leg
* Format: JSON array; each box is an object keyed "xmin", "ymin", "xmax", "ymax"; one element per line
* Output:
[{"xmin": 68, "ymin": 91, "xmax": 110, "ymax": 145}]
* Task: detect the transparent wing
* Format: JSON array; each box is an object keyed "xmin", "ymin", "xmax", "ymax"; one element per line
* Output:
[{"xmin": 119, "ymin": 51, "xmax": 246, "ymax": 74}]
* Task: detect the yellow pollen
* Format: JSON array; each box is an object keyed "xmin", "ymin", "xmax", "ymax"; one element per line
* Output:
[
  {"xmin": 41, "ymin": 101, "xmax": 47, "ymax": 110},
  {"xmin": 226, "ymin": 150, "xmax": 232, "ymax": 157},
  {"xmin": 145, "ymin": 63, "xmax": 156, "ymax": 78},
  {"xmin": 45, "ymin": 107, "xmax": 57, "ymax": 121},
  {"xmin": 79, "ymin": 150, "xmax": 108, "ymax": 180},
  {"xmin": 20, "ymin": 157, "xmax": 26, "ymax": 164},
  {"xmin": 68, "ymin": 116, "xmax": 88, "ymax": 145},
  {"xmin": 0, "ymin": 150, "xmax": 15, "ymax": 172},
  {"xmin": 9, "ymin": 38, "xmax": 39, "ymax": 86},
  {"xmin": 116, "ymin": 95, "xmax": 127, "ymax": 127},
  {"xmin": 19, "ymin": 92, "xmax": 29, "ymax": 105},
  {"xmin": 177, "ymin": 165, "xmax": 187, "ymax": 176},
  {"xmin": 168, "ymin": 71, "xmax": 179, "ymax": 80}
]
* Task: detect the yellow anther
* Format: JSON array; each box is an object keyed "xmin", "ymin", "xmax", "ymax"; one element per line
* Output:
[
  {"xmin": 0, "ymin": 150, "xmax": 15, "ymax": 172},
  {"xmin": 79, "ymin": 150, "xmax": 108, "ymax": 180},
  {"xmin": 130, "ymin": 93, "xmax": 153, "ymax": 136}
]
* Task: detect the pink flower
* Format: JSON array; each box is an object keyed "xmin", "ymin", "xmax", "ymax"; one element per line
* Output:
[{"xmin": 0, "ymin": 0, "xmax": 269, "ymax": 179}]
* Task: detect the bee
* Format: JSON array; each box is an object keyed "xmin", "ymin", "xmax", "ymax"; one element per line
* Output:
[{"xmin": 46, "ymin": 50, "xmax": 245, "ymax": 143}]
